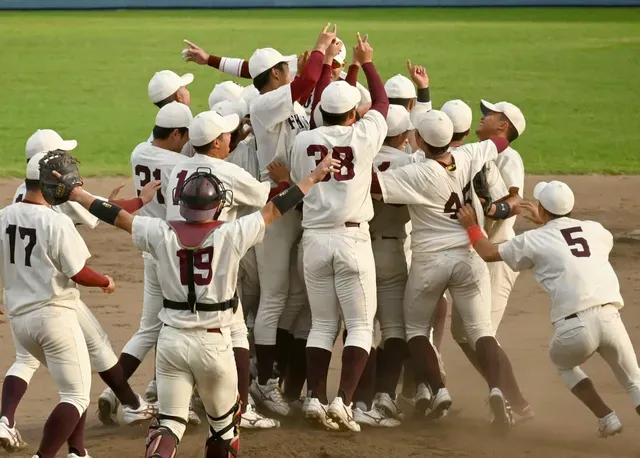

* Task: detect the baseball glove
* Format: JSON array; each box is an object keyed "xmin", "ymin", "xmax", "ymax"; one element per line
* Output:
[
  {"xmin": 473, "ymin": 165, "xmax": 493, "ymax": 215},
  {"xmin": 39, "ymin": 150, "xmax": 83, "ymax": 206}
]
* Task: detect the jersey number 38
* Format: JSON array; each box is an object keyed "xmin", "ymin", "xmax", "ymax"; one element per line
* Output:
[{"xmin": 307, "ymin": 145, "xmax": 355, "ymax": 182}]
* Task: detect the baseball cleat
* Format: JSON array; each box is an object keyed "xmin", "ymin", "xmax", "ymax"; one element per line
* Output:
[
  {"xmin": 123, "ymin": 395, "xmax": 158, "ymax": 426},
  {"xmin": 303, "ymin": 397, "xmax": 340, "ymax": 431},
  {"xmin": 98, "ymin": 387, "xmax": 120, "ymax": 426},
  {"xmin": 250, "ymin": 378, "xmax": 291, "ymax": 417},
  {"xmin": 327, "ymin": 397, "xmax": 360, "ymax": 432},
  {"xmin": 68, "ymin": 450, "xmax": 92, "ymax": 458},
  {"xmin": 145, "ymin": 379, "xmax": 158, "ymax": 403},
  {"xmin": 288, "ymin": 397, "xmax": 305, "ymax": 417},
  {"xmin": 188, "ymin": 400, "xmax": 201, "ymax": 426},
  {"xmin": 425, "ymin": 388, "xmax": 452, "ymax": 420},
  {"xmin": 375, "ymin": 393, "xmax": 405, "ymax": 421},
  {"xmin": 414, "ymin": 383, "xmax": 433, "ymax": 416},
  {"xmin": 597, "ymin": 412, "xmax": 623, "ymax": 438},
  {"xmin": 240, "ymin": 404, "xmax": 280, "ymax": 429},
  {"xmin": 353, "ymin": 404, "xmax": 401, "ymax": 428},
  {"xmin": 512, "ymin": 404, "xmax": 535, "ymax": 423},
  {"xmin": 0, "ymin": 416, "xmax": 27, "ymax": 451},
  {"xmin": 488, "ymin": 388, "xmax": 514, "ymax": 432}
]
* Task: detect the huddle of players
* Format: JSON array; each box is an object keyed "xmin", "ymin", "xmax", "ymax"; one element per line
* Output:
[{"xmin": 1, "ymin": 20, "xmax": 640, "ymax": 458}]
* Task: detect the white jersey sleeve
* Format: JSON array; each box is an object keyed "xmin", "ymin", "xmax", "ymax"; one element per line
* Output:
[
  {"xmin": 494, "ymin": 147, "xmax": 525, "ymax": 196},
  {"xmin": 131, "ymin": 216, "xmax": 165, "ymax": 258},
  {"xmin": 455, "ymin": 139, "xmax": 499, "ymax": 177},
  {"xmin": 378, "ymin": 163, "xmax": 435, "ymax": 206},
  {"xmin": 49, "ymin": 215, "xmax": 91, "ymax": 278},
  {"xmin": 251, "ymin": 84, "xmax": 294, "ymax": 131},
  {"xmin": 226, "ymin": 135, "xmax": 260, "ymax": 180},
  {"xmin": 354, "ymin": 110, "xmax": 388, "ymax": 157},
  {"xmin": 498, "ymin": 233, "xmax": 534, "ymax": 272},
  {"xmin": 220, "ymin": 212, "xmax": 267, "ymax": 260}
]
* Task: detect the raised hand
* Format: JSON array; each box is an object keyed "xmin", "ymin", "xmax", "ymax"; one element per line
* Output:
[
  {"xmin": 108, "ymin": 183, "xmax": 125, "ymax": 200},
  {"xmin": 268, "ymin": 162, "xmax": 291, "ymax": 184},
  {"xmin": 457, "ymin": 204, "xmax": 479, "ymax": 229},
  {"xmin": 519, "ymin": 201, "xmax": 544, "ymax": 225},
  {"xmin": 314, "ymin": 23, "xmax": 338, "ymax": 53},
  {"xmin": 310, "ymin": 150, "xmax": 341, "ymax": 183},
  {"xmin": 182, "ymin": 39, "xmax": 210, "ymax": 65},
  {"xmin": 325, "ymin": 39, "xmax": 344, "ymax": 64},
  {"xmin": 139, "ymin": 180, "xmax": 162, "ymax": 204},
  {"xmin": 407, "ymin": 59, "xmax": 429, "ymax": 89},
  {"xmin": 297, "ymin": 50, "xmax": 310, "ymax": 74},
  {"xmin": 353, "ymin": 32, "xmax": 373, "ymax": 65}
]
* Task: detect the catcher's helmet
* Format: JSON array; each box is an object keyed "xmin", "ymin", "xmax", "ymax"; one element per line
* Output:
[{"xmin": 175, "ymin": 168, "xmax": 233, "ymax": 222}]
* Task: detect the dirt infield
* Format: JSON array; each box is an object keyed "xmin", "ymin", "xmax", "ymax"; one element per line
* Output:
[{"xmin": 1, "ymin": 175, "xmax": 640, "ymax": 458}]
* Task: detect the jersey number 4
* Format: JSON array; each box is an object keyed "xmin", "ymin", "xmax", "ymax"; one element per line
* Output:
[
  {"xmin": 560, "ymin": 227, "xmax": 591, "ymax": 257},
  {"xmin": 444, "ymin": 183, "xmax": 472, "ymax": 220},
  {"xmin": 307, "ymin": 145, "xmax": 355, "ymax": 182},
  {"xmin": 135, "ymin": 165, "xmax": 165, "ymax": 204},
  {"xmin": 177, "ymin": 248, "xmax": 213, "ymax": 286},
  {"xmin": 6, "ymin": 225, "xmax": 37, "ymax": 266}
]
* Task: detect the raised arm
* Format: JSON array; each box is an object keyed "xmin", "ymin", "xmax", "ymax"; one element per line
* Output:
[
  {"xmin": 182, "ymin": 40, "xmax": 252, "ymax": 79},
  {"xmin": 290, "ymin": 23, "xmax": 337, "ymax": 103},
  {"xmin": 310, "ymin": 39, "xmax": 344, "ymax": 128},
  {"xmin": 354, "ymin": 33, "xmax": 389, "ymax": 118},
  {"xmin": 408, "ymin": 60, "xmax": 431, "ymax": 111}
]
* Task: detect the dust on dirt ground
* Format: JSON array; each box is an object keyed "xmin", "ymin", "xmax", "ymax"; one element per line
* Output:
[{"xmin": 1, "ymin": 175, "xmax": 640, "ymax": 458}]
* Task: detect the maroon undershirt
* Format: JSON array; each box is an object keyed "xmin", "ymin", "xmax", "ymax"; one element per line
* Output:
[
  {"xmin": 309, "ymin": 64, "xmax": 334, "ymax": 129},
  {"xmin": 72, "ymin": 266, "xmax": 110, "ymax": 288},
  {"xmin": 345, "ymin": 64, "xmax": 360, "ymax": 87},
  {"xmin": 110, "ymin": 197, "xmax": 143, "ymax": 213},
  {"xmin": 361, "ymin": 62, "xmax": 389, "ymax": 118},
  {"xmin": 290, "ymin": 50, "xmax": 324, "ymax": 104}
]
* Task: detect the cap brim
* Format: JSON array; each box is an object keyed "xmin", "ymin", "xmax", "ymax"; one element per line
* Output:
[
  {"xmin": 409, "ymin": 104, "xmax": 429, "ymax": 127},
  {"xmin": 180, "ymin": 73, "xmax": 194, "ymax": 87},
  {"xmin": 61, "ymin": 139, "xmax": 78, "ymax": 151},
  {"xmin": 480, "ymin": 99, "xmax": 499, "ymax": 115},
  {"xmin": 533, "ymin": 182, "xmax": 548, "ymax": 201},
  {"xmin": 221, "ymin": 114, "xmax": 240, "ymax": 133}
]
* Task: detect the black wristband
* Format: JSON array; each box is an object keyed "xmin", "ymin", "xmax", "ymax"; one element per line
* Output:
[
  {"xmin": 417, "ymin": 87, "xmax": 431, "ymax": 103},
  {"xmin": 89, "ymin": 199, "xmax": 122, "ymax": 225},
  {"xmin": 271, "ymin": 185, "xmax": 305, "ymax": 215},
  {"xmin": 492, "ymin": 201, "xmax": 511, "ymax": 220}
]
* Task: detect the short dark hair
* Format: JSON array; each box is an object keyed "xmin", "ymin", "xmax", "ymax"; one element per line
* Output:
[
  {"xmin": 25, "ymin": 178, "xmax": 40, "ymax": 192},
  {"xmin": 499, "ymin": 113, "xmax": 519, "ymax": 142},
  {"xmin": 383, "ymin": 133, "xmax": 405, "ymax": 145},
  {"xmin": 548, "ymin": 210, "xmax": 572, "ymax": 219},
  {"xmin": 452, "ymin": 129, "xmax": 470, "ymax": 142},
  {"xmin": 253, "ymin": 62, "xmax": 287, "ymax": 92},
  {"xmin": 388, "ymin": 98, "xmax": 413, "ymax": 109},
  {"xmin": 425, "ymin": 143, "xmax": 449, "ymax": 157},
  {"xmin": 154, "ymin": 93, "xmax": 177, "ymax": 109},
  {"xmin": 194, "ymin": 141, "xmax": 214, "ymax": 154},
  {"xmin": 320, "ymin": 107, "xmax": 354, "ymax": 127},
  {"xmin": 152, "ymin": 126, "xmax": 188, "ymax": 140}
]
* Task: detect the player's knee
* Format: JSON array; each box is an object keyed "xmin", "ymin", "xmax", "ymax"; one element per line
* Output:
[
  {"xmin": 61, "ymin": 391, "xmax": 90, "ymax": 415},
  {"xmin": 205, "ymin": 401, "xmax": 240, "ymax": 458},
  {"xmin": 380, "ymin": 323, "xmax": 405, "ymax": 342},
  {"xmin": 343, "ymin": 325, "xmax": 372, "ymax": 351},
  {"xmin": 405, "ymin": 322, "xmax": 430, "ymax": 341},
  {"xmin": 7, "ymin": 357, "xmax": 40, "ymax": 383},
  {"xmin": 556, "ymin": 365, "xmax": 588, "ymax": 390},
  {"xmin": 465, "ymin": 323, "xmax": 494, "ymax": 350},
  {"xmin": 158, "ymin": 416, "xmax": 187, "ymax": 442}
]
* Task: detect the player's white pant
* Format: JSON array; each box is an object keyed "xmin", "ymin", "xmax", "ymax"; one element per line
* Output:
[
  {"xmin": 277, "ymin": 240, "xmax": 310, "ymax": 338},
  {"xmin": 254, "ymin": 210, "xmax": 302, "ymax": 345},
  {"xmin": 372, "ymin": 237, "xmax": 408, "ymax": 343},
  {"xmin": 6, "ymin": 300, "xmax": 118, "ymax": 382},
  {"xmin": 155, "ymin": 325, "xmax": 238, "ymax": 440},
  {"xmin": 10, "ymin": 307, "xmax": 91, "ymax": 415},
  {"xmin": 238, "ymin": 247, "xmax": 260, "ymax": 324},
  {"xmin": 550, "ymin": 303, "xmax": 640, "ymax": 407},
  {"xmin": 122, "ymin": 256, "xmax": 163, "ymax": 361},
  {"xmin": 405, "ymin": 248, "xmax": 492, "ymax": 349},
  {"xmin": 231, "ymin": 300, "xmax": 249, "ymax": 350},
  {"xmin": 303, "ymin": 225, "xmax": 377, "ymax": 352}
]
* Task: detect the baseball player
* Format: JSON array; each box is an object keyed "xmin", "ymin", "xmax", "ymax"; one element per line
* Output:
[
  {"xmin": 165, "ymin": 111, "xmax": 282, "ymax": 429},
  {"xmin": 98, "ymin": 101, "xmax": 194, "ymax": 425},
  {"xmin": 458, "ymin": 181, "xmax": 640, "ymax": 438},
  {"xmin": 443, "ymin": 99, "xmax": 532, "ymax": 419},
  {"xmin": 371, "ymin": 109, "xmax": 518, "ymax": 431},
  {"xmin": 289, "ymin": 32, "xmax": 389, "ymax": 432},
  {"xmin": 59, "ymin": 143, "xmax": 338, "ymax": 458}
]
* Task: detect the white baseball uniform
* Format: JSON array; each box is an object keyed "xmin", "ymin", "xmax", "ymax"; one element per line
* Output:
[
  {"xmin": 498, "ymin": 217, "xmax": 640, "ymax": 407},
  {"xmin": 132, "ymin": 211, "xmax": 266, "ymax": 440},
  {"xmin": 290, "ymin": 109, "xmax": 388, "ymax": 352},
  {"xmin": 121, "ymin": 142, "xmax": 186, "ymax": 362},
  {"xmin": 0, "ymin": 202, "xmax": 91, "ymax": 415},
  {"xmin": 378, "ymin": 140, "xmax": 499, "ymax": 348},
  {"xmin": 370, "ymin": 146, "xmax": 414, "ymax": 342}
]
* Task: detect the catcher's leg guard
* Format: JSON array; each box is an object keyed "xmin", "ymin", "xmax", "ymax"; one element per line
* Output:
[
  {"xmin": 145, "ymin": 418, "xmax": 182, "ymax": 458},
  {"xmin": 205, "ymin": 401, "xmax": 241, "ymax": 458}
]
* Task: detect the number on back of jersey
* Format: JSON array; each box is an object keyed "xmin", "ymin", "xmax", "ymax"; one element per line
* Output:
[
  {"xmin": 444, "ymin": 182, "xmax": 472, "ymax": 219},
  {"xmin": 307, "ymin": 145, "xmax": 355, "ymax": 182}
]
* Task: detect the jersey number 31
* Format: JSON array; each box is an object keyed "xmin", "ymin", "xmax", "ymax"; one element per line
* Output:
[{"xmin": 307, "ymin": 145, "xmax": 355, "ymax": 182}]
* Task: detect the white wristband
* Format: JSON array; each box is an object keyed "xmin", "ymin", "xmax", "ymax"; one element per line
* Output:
[{"xmin": 220, "ymin": 57, "xmax": 246, "ymax": 77}]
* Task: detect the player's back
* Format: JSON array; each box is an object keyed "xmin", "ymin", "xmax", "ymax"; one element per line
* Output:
[
  {"xmin": 0, "ymin": 203, "xmax": 87, "ymax": 316},
  {"xmin": 132, "ymin": 212, "xmax": 265, "ymax": 329},
  {"xmin": 291, "ymin": 110, "xmax": 387, "ymax": 229},
  {"xmin": 130, "ymin": 142, "xmax": 183, "ymax": 219}
]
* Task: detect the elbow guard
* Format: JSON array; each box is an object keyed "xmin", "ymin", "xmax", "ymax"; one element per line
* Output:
[{"xmin": 271, "ymin": 185, "xmax": 305, "ymax": 215}]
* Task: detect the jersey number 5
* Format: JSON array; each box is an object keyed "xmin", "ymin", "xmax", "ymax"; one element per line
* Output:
[
  {"xmin": 6, "ymin": 225, "xmax": 37, "ymax": 266},
  {"xmin": 560, "ymin": 227, "xmax": 591, "ymax": 257},
  {"xmin": 135, "ymin": 165, "xmax": 165, "ymax": 204},
  {"xmin": 177, "ymin": 247, "xmax": 213, "ymax": 286},
  {"xmin": 307, "ymin": 145, "xmax": 355, "ymax": 182}
]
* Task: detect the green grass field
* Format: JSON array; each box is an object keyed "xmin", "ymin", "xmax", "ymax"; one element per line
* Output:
[{"xmin": 0, "ymin": 7, "xmax": 639, "ymax": 176}]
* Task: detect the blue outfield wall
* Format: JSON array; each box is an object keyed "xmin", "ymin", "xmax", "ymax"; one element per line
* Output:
[{"xmin": 1, "ymin": 0, "xmax": 639, "ymax": 9}]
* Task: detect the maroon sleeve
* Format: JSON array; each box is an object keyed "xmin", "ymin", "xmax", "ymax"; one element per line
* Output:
[
  {"xmin": 110, "ymin": 197, "xmax": 144, "ymax": 213},
  {"xmin": 72, "ymin": 265, "xmax": 109, "ymax": 288},
  {"xmin": 489, "ymin": 137, "xmax": 509, "ymax": 153},
  {"xmin": 268, "ymin": 182, "xmax": 291, "ymax": 200},
  {"xmin": 370, "ymin": 171, "xmax": 382, "ymax": 195},
  {"xmin": 345, "ymin": 65, "xmax": 360, "ymax": 87},
  {"xmin": 290, "ymin": 50, "xmax": 324, "ymax": 103},
  {"xmin": 207, "ymin": 55, "xmax": 252, "ymax": 79},
  {"xmin": 309, "ymin": 64, "xmax": 333, "ymax": 129},
  {"xmin": 361, "ymin": 62, "xmax": 389, "ymax": 118}
]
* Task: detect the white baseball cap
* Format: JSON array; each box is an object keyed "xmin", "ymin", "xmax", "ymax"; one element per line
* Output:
[
  {"xmin": 334, "ymin": 39, "xmax": 347, "ymax": 65},
  {"xmin": 386, "ymin": 105, "xmax": 414, "ymax": 137},
  {"xmin": 385, "ymin": 75, "xmax": 416, "ymax": 99},
  {"xmin": 25, "ymin": 129, "xmax": 77, "ymax": 160},
  {"xmin": 189, "ymin": 111, "xmax": 240, "ymax": 147},
  {"xmin": 414, "ymin": 109, "xmax": 454, "ymax": 148},
  {"xmin": 320, "ymin": 81, "xmax": 362, "ymax": 115},
  {"xmin": 533, "ymin": 181, "xmax": 575, "ymax": 216},
  {"xmin": 211, "ymin": 99, "xmax": 249, "ymax": 121},
  {"xmin": 248, "ymin": 48, "xmax": 296, "ymax": 78},
  {"xmin": 480, "ymin": 100, "xmax": 526, "ymax": 137},
  {"xmin": 148, "ymin": 70, "xmax": 194, "ymax": 104},
  {"xmin": 441, "ymin": 100, "xmax": 472, "ymax": 133},
  {"xmin": 26, "ymin": 152, "xmax": 46, "ymax": 180},
  {"xmin": 155, "ymin": 102, "xmax": 193, "ymax": 128},
  {"xmin": 241, "ymin": 84, "xmax": 260, "ymax": 106},
  {"xmin": 208, "ymin": 81, "xmax": 244, "ymax": 110}
]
